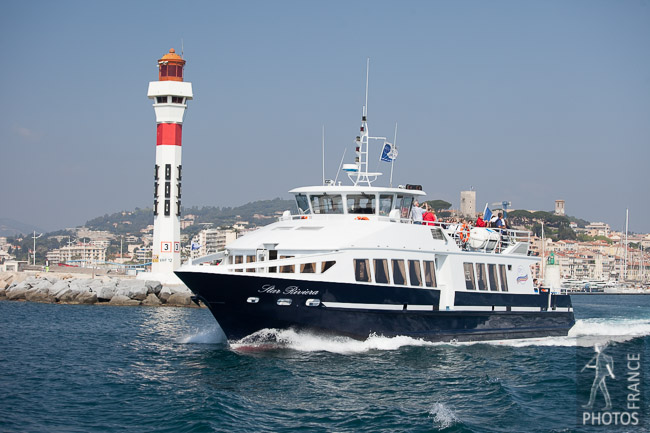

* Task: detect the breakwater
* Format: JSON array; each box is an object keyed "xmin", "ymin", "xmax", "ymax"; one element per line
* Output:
[{"xmin": 0, "ymin": 272, "xmax": 198, "ymax": 307}]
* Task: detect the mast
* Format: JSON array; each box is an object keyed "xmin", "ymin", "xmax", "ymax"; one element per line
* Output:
[{"xmin": 624, "ymin": 208, "xmax": 629, "ymax": 281}]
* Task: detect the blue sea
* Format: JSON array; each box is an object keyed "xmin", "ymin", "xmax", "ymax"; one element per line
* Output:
[{"xmin": 1, "ymin": 295, "xmax": 648, "ymax": 432}]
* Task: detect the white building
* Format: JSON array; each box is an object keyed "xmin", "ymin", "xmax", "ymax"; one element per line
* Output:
[{"xmin": 192, "ymin": 228, "xmax": 237, "ymax": 259}]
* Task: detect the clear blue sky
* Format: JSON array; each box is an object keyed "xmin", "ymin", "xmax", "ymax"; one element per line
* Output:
[{"xmin": 1, "ymin": 0, "xmax": 649, "ymax": 233}]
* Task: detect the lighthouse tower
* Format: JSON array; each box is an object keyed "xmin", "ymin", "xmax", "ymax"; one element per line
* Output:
[{"xmin": 145, "ymin": 48, "xmax": 193, "ymax": 282}]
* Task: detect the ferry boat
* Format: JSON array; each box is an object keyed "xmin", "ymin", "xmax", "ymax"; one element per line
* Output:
[{"xmin": 175, "ymin": 82, "xmax": 575, "ymax": 343}]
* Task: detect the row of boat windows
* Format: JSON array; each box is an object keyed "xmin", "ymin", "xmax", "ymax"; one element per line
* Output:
[
  {"xmin": 297, "ymin": 193, "xmax": 413, "ymax": 218},
  {"xmin": 463, "ymin": 262, "xmax": 509, "ymax": 292},
  {"xmin": 228, "ymin": 254, "xmax": 336, "ymax": 274},
  {"xmin": 354, "ymin": 259, "xmax": 437, "ymax": 287}
]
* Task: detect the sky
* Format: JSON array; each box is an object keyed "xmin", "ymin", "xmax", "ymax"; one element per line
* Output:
[{"xmin": 1, "ymin": 0, "xmax": 649, "ymax": 233}]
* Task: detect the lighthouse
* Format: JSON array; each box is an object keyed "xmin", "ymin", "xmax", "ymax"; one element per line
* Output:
[{"xmin": 145, "ymin": 48, "xmax": 193, "ymax": 282}]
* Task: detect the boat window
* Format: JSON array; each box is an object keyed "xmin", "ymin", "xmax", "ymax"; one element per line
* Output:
[
  {"xmin": 374, "ymin": 259, "xmax": 389, "ymax": 284},
  {"xmin": 476, "ymin": 263, "xmax": 487, "ymax": 290},
  {"xmin": 408, "ymin": 260, "xmax": 422, "ymax": 286},
  {"xmin": 235, "ymin": 255, "xmax": 243, "ymax": 273},
  {"xmin": 379, "ymin": 195, "xmax": 394, "ymax": 216},
  {"xmin": 424, "ymin": 260, "xmax": 437, "ymax": 287},
  {"xmin": 354, "ymin": 259, "xmax": 371, "ymax": 282},
  {"xmin": 499, "ymin": 264, "xmax": 509, "ymax": 292},
  {"xmin": 269, "ymin": 250, "xmax": 277, "ymax": 273},
  {"xmin": 463, "ymin": 262, "xmax": 476, "ymax": 290},
  {"xmin": 321, "ymin": 261, "xmax": 336, "ymax": 273},
  {"xmin": 300, "ymin": 262, "xmax": 316, "ymax": 273},
  {"xmin": 246, "ymin": 255, "xmax": 256, "ymax": 273},
  {"xmin": 296, "ymin": 194, "xmax": 311, "ymax": 215},
  {"xmin": 310, "ymin": 194, "xmax": 343, "ymax": 214},
  {"xmin": 398, "ymin": 196, "xmax": 413, "ymax": 219},
  {"xmin": 392, "ymin": 259, "xmax": 406, "ymax": 285},
  {"xmin": 280, "ymin": 256, "xmax": 294, "ymax": 273},
  {"xmin": 488, "ymin": 264, "xmax": 498, "ymax": 291},
  {"xmin": 347, "ymin": 194, "xmax": 376, "ymax": 215}
]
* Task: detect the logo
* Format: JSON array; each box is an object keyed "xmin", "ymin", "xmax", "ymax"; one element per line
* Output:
[
  {"xmin": 516, "ymin": 265, "xmax": 528, "ymax": 284},
  {"xmin": 577, "ymin": 339, "xmax": 644, "ymax": 428}
]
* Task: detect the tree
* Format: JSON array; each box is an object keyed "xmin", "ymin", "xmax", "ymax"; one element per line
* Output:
[{"xmin": 425, "ymin": 200, "xmax": 452, "ymax": 211}]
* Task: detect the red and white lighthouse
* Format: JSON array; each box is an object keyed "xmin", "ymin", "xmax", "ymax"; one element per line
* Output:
[{"xmin": 146, "ymin": 48, "xmax": 193, "ymax": 280}]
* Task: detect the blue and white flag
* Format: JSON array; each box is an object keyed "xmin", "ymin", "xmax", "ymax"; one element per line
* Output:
[
  {"xmin": 483, "ymin": 203, "xmax": 493, "ymax": 222},
  {"xmin": 380, "ymin": 142, "xmax": 398, "ymax": 162},
  {"xmin": 191, "ymin": 241, "xmax": 201, "ymax": 251}
]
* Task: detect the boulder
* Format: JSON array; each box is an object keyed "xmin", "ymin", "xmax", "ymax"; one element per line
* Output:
[
  {"xmin": 166, "ymin": 292, "xmax": 192, "ymax": 306},
  {"xmin": 48, "ymin": 280, "xmax": 71, "ymax": 298},
  {"xmin": 95, "ymin": 281, "xmax": 119, "ymax": 302},
  {"xmin": 76, "ymin": 291, "xmax": 98, "ymax": 305},
  {"xmin": 0, "ymin": 286, "xmax": 6, "ymax": 299},
  {"xmin": 109, "ymin": 294, "xmax": 140, "ymax": 306},
  {"xmin": 57, "ymin": 288, "xmax": 81, "ymax": 303},
  {"xmin": 0, "ymin": 280, "xmax": 7, "ymax": 290},
  {"xmin": 144, "ymin": 280, "xmax": 163, "ymax": 296},
  {"xmin": 116, "ymin": 280, "xmax": 149, "ymax": 301},
  {"xmin": 142, "ymin": 293, "xmax": 162, "ymax": 306},
  {"xmin": 158, "ymin": 286, "xmax": 173, "ymax": 303},
  {"xmin": 25, "ymin": 287, "xmax": 55, "ymax": 303},
  {"xmin": 7, "ymin": 287, "xmax": 28, "ymax": 300},
  {"xmin": 32, "ymin": 278, "xmax": 54, "ymax": 291}
]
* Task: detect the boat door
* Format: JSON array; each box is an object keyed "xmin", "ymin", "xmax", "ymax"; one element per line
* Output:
[{"xmin": 257, "ymin": 244, "xmax": 278, "ymax": 273}]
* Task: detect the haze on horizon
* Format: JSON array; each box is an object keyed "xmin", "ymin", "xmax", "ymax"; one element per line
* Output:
[{"xmin": 1, "ymin": 1, "xmax": 649, "ymax": 233}]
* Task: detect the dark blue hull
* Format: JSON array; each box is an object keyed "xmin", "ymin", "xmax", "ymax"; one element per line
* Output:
[{"xmin": 175, "ymin": 271, "xmax": 576, "ymax": 342}]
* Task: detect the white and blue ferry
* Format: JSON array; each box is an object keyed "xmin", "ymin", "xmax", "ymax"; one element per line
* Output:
[{"xmin": 175, "ymin": 83, "xmax": 575, "ymax": 342}]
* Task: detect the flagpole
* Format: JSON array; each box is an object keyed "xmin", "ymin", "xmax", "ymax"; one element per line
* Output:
[{"xmin": 390, "ymin": 122, "xmax": 397, "ymax": 187}]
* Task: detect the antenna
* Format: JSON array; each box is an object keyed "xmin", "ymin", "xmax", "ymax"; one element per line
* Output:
[
  {"xmin": 322, "ymin": 125, "xmax": 325, "ymax": 185},
  {"xmin": 334, "ymin": 148, "xmax": 347, "ymax": 185},
  {"xmin": 181, "ymin": 38, "xmax": 184, "ymax": 58},
  {"xmin": 364, "ymin": 57, "xmax": 370, "ymax": 117}
]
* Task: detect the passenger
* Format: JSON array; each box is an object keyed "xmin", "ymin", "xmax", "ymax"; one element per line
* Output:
[
  {"xmin": 475, "ymin": 213, "xmax": 487, "ymax": 227},
  {"xmin": 495, "ymin": 213, "xmax": 507, "ymax": 230},
  {"xmin": 422, "ymin": 204, "xmax": 437, "ymax": 225},
  {"xmin": 411, "ymin": 200, "xmax": 425, "ymax": 224}
]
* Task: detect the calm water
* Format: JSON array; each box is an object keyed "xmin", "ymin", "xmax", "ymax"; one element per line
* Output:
[{"xmin": 1, "ymin": 296, "xmax": 648, "ymax": 433}]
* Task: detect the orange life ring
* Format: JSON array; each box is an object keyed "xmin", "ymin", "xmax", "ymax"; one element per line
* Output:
[
  {"xmin": 355, "ymin": 216, "xmax": 369, "ymax": 221},
  {"xmin": 459, "ymin": 223, "xmax": 470, "ymax": 243}
]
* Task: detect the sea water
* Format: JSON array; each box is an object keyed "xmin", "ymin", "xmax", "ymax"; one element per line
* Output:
[{"xmin": 1, "ymin": 296, "xmax": 648, "ymax": 432}]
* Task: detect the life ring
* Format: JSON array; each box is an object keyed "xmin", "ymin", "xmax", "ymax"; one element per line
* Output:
[
  {"xmin": 459, "ymin": 223, "xmax": 470, "ymax": 243},
  {"xmin": 355, "ymin": 216, "xmax": 369, "ymax": 221}
]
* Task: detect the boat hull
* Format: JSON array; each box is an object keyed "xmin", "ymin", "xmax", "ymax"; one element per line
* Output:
[{"xmin": 175, "ymin": 271, "xmax": 575, "ymax": 342}]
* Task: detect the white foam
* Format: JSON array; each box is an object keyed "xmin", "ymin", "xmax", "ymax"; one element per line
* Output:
[
  {"xmin": 429, "ymin": 402, "xmax": 459, "ymax": 429},
  {"xmin": 178, "ymin": 327, "xmax": 228, "ymax": 345}
]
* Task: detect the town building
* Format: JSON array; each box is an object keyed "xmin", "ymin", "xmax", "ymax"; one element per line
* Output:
[{"xmin": 191, "ymin": 228, "xmax": 237, "ymax": 259}]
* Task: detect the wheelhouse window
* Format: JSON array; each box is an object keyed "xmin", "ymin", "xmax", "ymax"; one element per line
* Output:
[
  {"xmin": 424, "ymin": 260, "xmax": 437, "ymax": 287},
  {"xmin": 463, "ymin": 262, "xmax": 476, "ymax": 290},
  {"xmin": 296, "ymin": 194, "xmax": 311, "ymax": 214},
  {"xmin": 347, "ymin": 194, "xmax": 376, "ymax": 215},
  {"xmin": 488, "ymin": 264, "xmax": 498, "ymax": 291},
  {"xmin": 374, "ymin": 259, "xmax": 389, "ymax": 284},
  {"xmin": 499, "ymin": 264, "xmax": 509, "ymax": 292},
  {"xmin": 354, "ymin": 259, "xmax": 370, "ymax": 282},
  {"xmin": 392, "ymin": 259, "xmax": 406, "ymax": 285},
  {"xmin": 379, "ymin": 195, "xmax": 394, "ymax": 216},
  {"xmin": 269, "ymin": 250, "xmax": 277, "ymax": 273},
  {"xmin": 310, "ymin": 194, "xmax": 343, "ymax": 214},
  {"xmin": 408, "ymin": 260, "xmax": 422, "ymax": 286},
  {"xmin": 476, "ymin": 263, "xmax": 488, "ymax": 290},
  {"xmin": 398, "ymin": 196, "xmax": 413, "ymax": 219}
]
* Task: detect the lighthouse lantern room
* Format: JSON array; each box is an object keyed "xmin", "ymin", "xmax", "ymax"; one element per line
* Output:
[{"xmin": 144, "ymin": 48, "xmax": 193, "ymax": 282}]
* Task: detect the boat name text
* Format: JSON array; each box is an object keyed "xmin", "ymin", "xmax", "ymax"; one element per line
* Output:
[{"xmin": 259, "ymin": 284, "xmax": 319, "ymax": 296}]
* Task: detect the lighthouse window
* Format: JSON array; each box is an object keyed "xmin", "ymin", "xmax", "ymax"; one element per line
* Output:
[
  {"xmin": 354, "ymin": 259, "xmax": 371, "ymax": 282},
  {"xmin": 154, "ymin": 164, "xmax": 159, "ymax": 180},
  {"xmin": 379, "ymin": 195, "xmax": 394, "ymax": 216},
  {"xmin": 463, "ymin": 262, "xmax": 476, "ymax": 290},
  {"xmin": 310, "ymin": 194, "xmax": 343, "ymax": 214},
  {"xmin": 476, "ymin": 263, "xmax": 488, "ymax": 291},
  {"xmin": 156, "ymin": 96, "xmax": 168, "ymax": 104},
  {"xmin": 499, "ymin": 264, "xmax": 509, "ymax": 292},
  {"xmin": 347, "ymin": 194, "xmax": 376, "ymax": 215},
  {"xmin": 171, "ymin": 96, "xmax": 183, "ymax": 104},
  {"xmin": 154, "ymin": 182, "xmax": 158, "ymax": 198},
  {"xmin": 488, "ymin": 264, "xmax": 498, "ymax": 291},
  {"xmin": 424, "ymin": 260, "xmax": 437, "ymax": 287},
  {"xmin": 391, "ymin": 259, "xmax": 406, "ymax": 285},
  {"xmin": 408, "ymin": 260, "xmax": 422, "ymax": 286},
  {"xmin": 374, "ymin": 259, "xmax": 389, "ymax": 284},
  {"xmin": 164, "ymin": 200, "xmax": 170, "ymax": 216},
  {"xmin": 165, "ymin": 164, "xmax": 171, "ymax": 180},
  {"xmin": 165, "ymin": 182, "xmax": 171, "ymax": 198},
  {"xmin": 160, "ymin": 64, "xmax": 167, "ymax": 76}
]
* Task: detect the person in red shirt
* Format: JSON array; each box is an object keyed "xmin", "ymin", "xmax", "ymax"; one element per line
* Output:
[
  {"xmin": 475, "ymin": 213, "xmax": 487, "ymax": 227},
  {"xmin": 423, "ymin": 204, "xmax": 437, "ymax": 225}
]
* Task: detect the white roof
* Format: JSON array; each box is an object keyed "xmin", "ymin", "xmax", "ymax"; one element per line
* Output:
[{"xmin": 289, "ymin": 185, "xmax": 426, "ymax": 196}]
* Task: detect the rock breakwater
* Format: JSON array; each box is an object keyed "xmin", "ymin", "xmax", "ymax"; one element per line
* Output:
[{"xmin": 0, "ymin": 272, "xmax": 199, "ymax": 308}]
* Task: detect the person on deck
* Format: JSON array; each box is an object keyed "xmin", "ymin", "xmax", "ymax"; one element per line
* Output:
[
  {"xmin": 475, "ymin": 213, "xmax": 487, "ymax": 227},
  {"xmin": 494, "ymin": 213, "xmax": 507, "ymax": 230},
  {"xmin": 423, "ymin": 204, "xmax": 437, "ymax": 225},
  {"xmin": 411, "ymin": 200, "xmax": 425, "ymax": 224}
]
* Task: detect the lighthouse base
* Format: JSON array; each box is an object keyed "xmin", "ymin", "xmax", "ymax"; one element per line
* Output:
[{"xmin": 137, "ymin": 271, "xmax": 185, "ymax": 286}]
